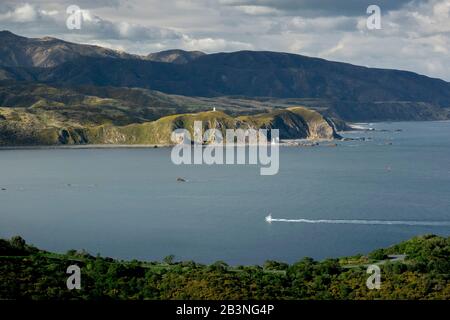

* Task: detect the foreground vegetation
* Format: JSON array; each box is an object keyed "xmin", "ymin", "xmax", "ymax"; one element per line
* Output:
[{"xmin": 1, "ymin": 235, "xmax": 449, "ymax": 300}]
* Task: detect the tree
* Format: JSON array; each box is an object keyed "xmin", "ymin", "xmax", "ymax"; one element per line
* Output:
[
  {"xmin": 163, "ymin": 255, "xmax": 175, "ymax": 265},
  {"xmin": 10, "ymin": 236, "xmax": 26, "ymax": 250}
]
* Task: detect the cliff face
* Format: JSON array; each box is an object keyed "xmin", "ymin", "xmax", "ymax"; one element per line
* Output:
[{"xmin": 0, "ymin": 107, "xmax": 339, "ymax": 146}]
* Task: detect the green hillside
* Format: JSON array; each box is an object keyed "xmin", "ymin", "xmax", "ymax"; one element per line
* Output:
[
  {"xmin": 0, "ymin": 85, "xmax": 340, "ymax": 146},
  {"xmin": 1, "ymin": 234, "xmax": 449, "ymax": 300}
]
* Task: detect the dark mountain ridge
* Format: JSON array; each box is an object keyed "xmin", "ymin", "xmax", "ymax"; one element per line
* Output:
[
  {"xmin": 0, "ymin": 30, "xmax": 140, "ymax": 68},
  {"xmin": 15, "ymin": 53, "xmax": 449, "ymax": 106},
  {"xmin": 1, "ymin": 31, "xmax": 449, "ymax": 121}
]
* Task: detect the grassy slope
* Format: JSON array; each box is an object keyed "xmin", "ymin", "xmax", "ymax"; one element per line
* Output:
[{"xmin": 0, "ymin": 84, "xmax": 339, "ymax": 145}]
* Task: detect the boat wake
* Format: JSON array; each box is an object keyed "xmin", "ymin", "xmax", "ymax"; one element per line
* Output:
[{"xmin": 265, "ymin": 214, "xmax": 450, "ymax": 227}]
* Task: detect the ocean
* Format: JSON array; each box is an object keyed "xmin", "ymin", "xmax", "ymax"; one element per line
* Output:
[{"xmin": 1, "ymin": 121, "xmax": 449, "ymax": 264}]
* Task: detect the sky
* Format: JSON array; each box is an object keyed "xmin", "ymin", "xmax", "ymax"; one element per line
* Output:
[{"xmin": 0, "ymin": 0, "xmax": 449, "ymax": 81}]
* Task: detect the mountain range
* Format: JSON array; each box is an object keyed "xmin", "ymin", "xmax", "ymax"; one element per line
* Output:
[{"xmin": 0, "ymin": 30, "xmax": 449, "ymax": 145}]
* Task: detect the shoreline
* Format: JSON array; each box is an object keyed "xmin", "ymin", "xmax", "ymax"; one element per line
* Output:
[
  {"xmin": 0, "ymin": 144, "xmax": 171, "ymax": 150},
  {"xmin": 0, "ymin": 139, "xmax": 337, "ymax": 150},
  {"xmin": 1, "ymin": 120, "xmax": 449, "ymax": 150}
]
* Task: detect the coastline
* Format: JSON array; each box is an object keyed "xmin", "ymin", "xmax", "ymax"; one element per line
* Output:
[
  {"xmin": 0, "ymin": 144, "xmax": 171, "ymax": 150},
  {"xmin": 0, "ymin": 138, "xmax": 340, "ymax": 150}
]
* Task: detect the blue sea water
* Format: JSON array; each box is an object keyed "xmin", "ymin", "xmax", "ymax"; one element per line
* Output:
[{"xmin": 0, "ymin": 121, "xmax": 449, "ymax": 265}]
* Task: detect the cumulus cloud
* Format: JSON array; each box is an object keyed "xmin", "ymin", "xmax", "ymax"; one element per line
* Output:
[
  {"xmin": 0, "ymin": 3, "xmax": 58, "ymax": 22},
  {"xmin": 0, "ymin": 2, "xmax": 182, "ymax": 42},
  {"xmin": 76, "ymin": 14, "xmax": 182, "ymax": 41},
  {"xmin": 338, "ymin": 0, "xmax": 450, "ymax": 79},
  {"xmin": 8, "ymin": 3, "xmax": 38, "ymax": 22}
]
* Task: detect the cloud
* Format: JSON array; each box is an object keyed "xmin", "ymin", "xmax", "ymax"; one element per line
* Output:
[
  {"xmin": 233, "ymin": 5, "xmax": 280, "ymax": 15},
  {"xmin": 219, "ymin": 0, "xmax": 423, "ymax": 17},
  {"xmin": 0, "ymin": 3, "xmax": 38, "ymax": 22},
  {"xmin": 0, "ymin": 3, "xmax": 182, "ymax": 42},
  {"xmin": 181, "ymin": 35, "xmax": 253, "ymax": 52},
  {"xmin": 0, "ymin": 0, "xmax": 448, "ymax": 81},
  {"xmin": 314, "ymin": 0, "xmax": 450, "ymax": 81},
  {"xmin": 77, "ymin": 14, "xmax": 183, "ymax": 41},
  {"xmin": 0, "ymin": 0, "xmax": 120, "ymax": 10},
  {"xmin": 269, "ymin": 15, "xmax": 358, "ymax": 34},
  {"xmin": 0, "ymin": 3, "xmax": 61, "ymax": 24}
]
